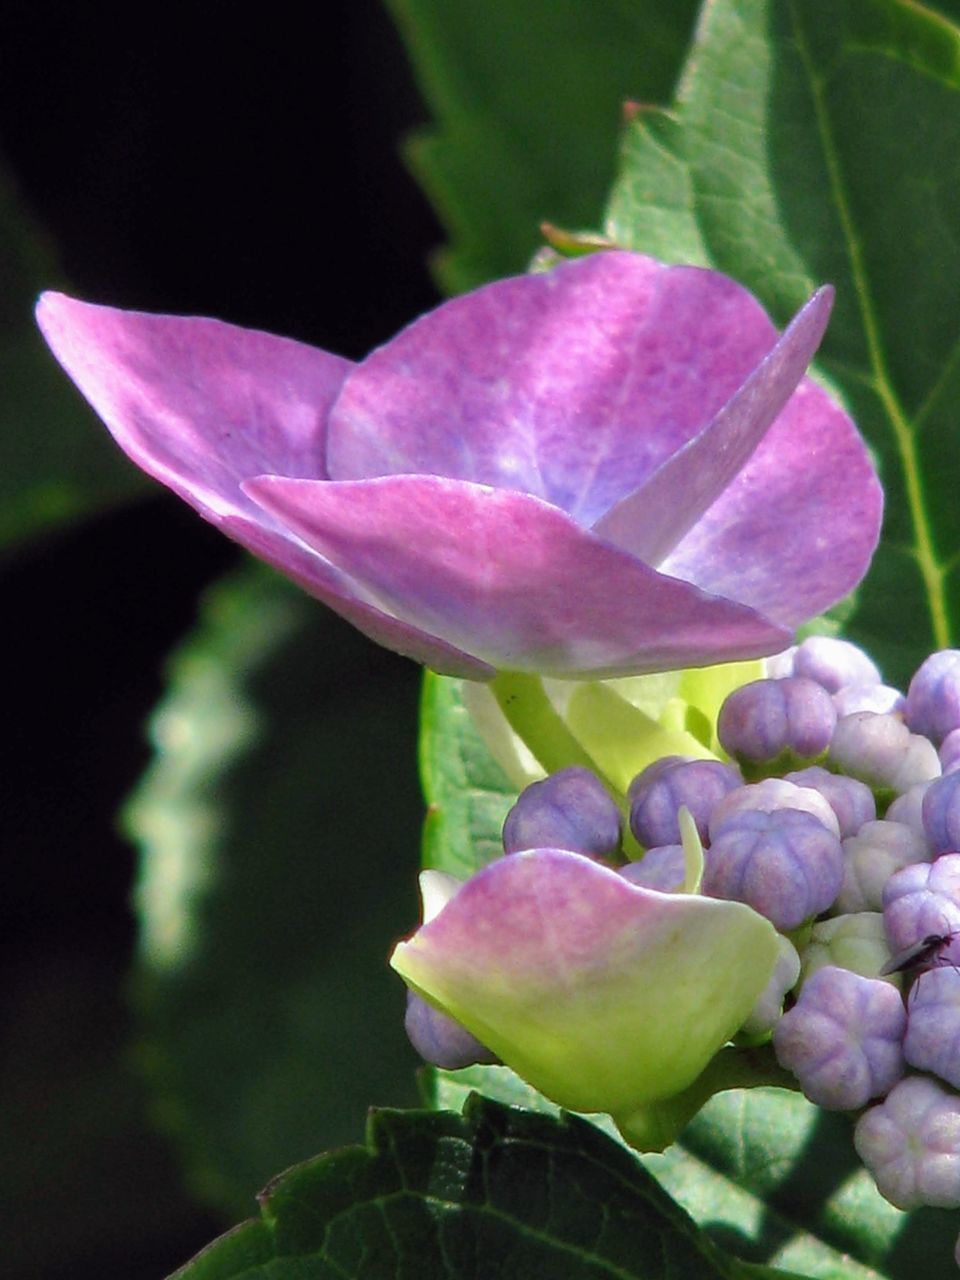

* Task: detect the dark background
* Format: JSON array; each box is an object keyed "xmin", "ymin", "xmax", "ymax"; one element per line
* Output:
[{"xmin": 0, "ymin": 3, "xmax": 441, "ymax": 1276}]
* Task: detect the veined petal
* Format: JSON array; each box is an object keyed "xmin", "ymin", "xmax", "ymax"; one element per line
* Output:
[
  {"xmin": 659, "ymin": 379, "xmax": 884, "ymax": 625},
  {"xmin": 245, "ymin": 473, "xmax": 791, "ymax": 678},
  {"xmin": 36, "ymin": 292, "xmax": 494, "ymax": 681},
  {"xmin": 35, "ymin": 292, "xmax": 348, "ymax": 517},
  {"xmin": 325, "ymin": 251, "xmax": 778, "ymax": 526},
  {"xmin": 391, "ymin": 849, "xmax": 779, "ymax": 1113},
  {"xmin": 593, "ymin": 287, "xmax": 834, "ymax": 565},
  {"xmin": 219, "ymin": 514, "xmax": 494, "ymax": 679}
]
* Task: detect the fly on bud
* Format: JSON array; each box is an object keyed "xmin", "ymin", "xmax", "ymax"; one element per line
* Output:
[{"xmin": 880, "ymin": 931, "xmax": 959, "ymax": 977}]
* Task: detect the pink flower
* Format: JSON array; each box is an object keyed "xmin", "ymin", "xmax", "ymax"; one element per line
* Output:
[{"xmin": 37, "ymin": 252, "xmax": 881, "ymax": 680}]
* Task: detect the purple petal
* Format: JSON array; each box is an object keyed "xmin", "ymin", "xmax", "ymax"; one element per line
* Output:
[
  {"xmin": 36, "ymin": 292, "xmax": 347, "ymax": 514},
  {"xmin": 593, "ymin": 288, "xmax": 833, "ymax": 565},
  {"xmin": 245, "ymin": 473, "xmax": 791, "ymax": 677},
  {"xmin": 392, "ymin": 848, "xmax": 778, "ymax": 1113},
  {"xmin": 325, "ymin": 252, "xmax": 778, "ymax": 526},
  {"xmin": 658, "ymin": 381, "xmax": 883, "ymax": 626},
  {"xmin": 36, "ymin": 292, "xmax": 493, "ymax": 680}
]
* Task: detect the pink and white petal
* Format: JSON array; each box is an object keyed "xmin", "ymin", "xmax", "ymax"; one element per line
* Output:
[
  {"xmin": 326, "ymin": 252, "xmax": 778, "ymax": 526},
  {"xmin": 593, "ymin": 288, "xmax": 834, "ymax": 565},
  {"xmin": 659, "ymin": 379, "xmax": 884, "ymax": 625},
  {"xmin": 219, "ymin": 514, "xmax": 494, "ymax": 680},
  {"xmin": 35, "ymin": 293, "xmax": 491, "ymax": 678},
  {"xmin": 391, "ymin": 849, "xmax": 779, "ymax": 1113},
  {"xmin": 245, "ymin": 473, "xmax": 791, "ymax": 678},
  {"xmin": 35, "ymin": 292, "xmax": 350, "ymax": 522}
]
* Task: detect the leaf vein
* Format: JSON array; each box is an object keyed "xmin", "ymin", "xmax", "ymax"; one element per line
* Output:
[{"xmin": 790, "ymin": 0, "xmax": 950, "ymax": 648}]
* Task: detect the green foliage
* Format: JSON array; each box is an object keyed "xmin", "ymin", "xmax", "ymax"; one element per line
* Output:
[
  {"xmin": 171, "ymin": 1095, "xmax": 791, "ymax": 1280},
  {"xmin": 129, "ymin": 566, "xmax": 424, "ymax": 1212},
  {"xmin": 0, "ymin": 152, "xmax": 145, "ymax": 553},
  {"xmin": 429, "ymin": 1068, "xmax": 954, "ymax": 1280},
  {"xmin": 384, "ymin": 0, "xmax": 699, "ymax": 290},
  {"xmin": 604, "ymin": 0, "xmax": 960, "ymax": 686},
  {"xmin": 418, "ymin": 672, "xmax": 514, "ymax": 877}
]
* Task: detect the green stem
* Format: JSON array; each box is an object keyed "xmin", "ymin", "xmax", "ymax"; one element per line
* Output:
[
  {"xmin": 491, "ymin": 671, "xmax": 613, "ymax": 781},
  {"xmin": 617, "ymin": 1045, "xmax": 798, "ymax": 1152}
]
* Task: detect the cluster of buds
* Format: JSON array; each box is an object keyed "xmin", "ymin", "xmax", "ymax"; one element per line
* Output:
[{"xmin": 396, "ymin": 639, "xmax": 960, "ymax": 1218}]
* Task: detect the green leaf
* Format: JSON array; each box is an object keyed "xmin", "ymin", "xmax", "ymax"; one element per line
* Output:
[
  {"xmin": 129, "ymin": 565, "xmax": 425, "ymax": 1213},
  {"xmin": 429, "ymin": 1071, "xmax": 950, "ymax": 1280},
  {"xmin": 418, "ymin": 671, "xmax": 515, "ymax": 877},
  {"xmin": 604, "ymin": 0, "xmax": 960, "ymax": 687},
  {"xmin": 170, "ymin": 1095, "xmax": 801, "ymax": 1280},
  {"xmin": 0, "ymin": 151, "xmax": 146, "ymax": 552},
  {"xmin": 384, "ymin": 0, "xmax": 699, "ymax": 291}
]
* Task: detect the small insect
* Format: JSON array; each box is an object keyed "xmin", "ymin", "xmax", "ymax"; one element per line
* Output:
[{"xmin": 880, "ymin": 931, "xmax": 960, "ymax": 977}]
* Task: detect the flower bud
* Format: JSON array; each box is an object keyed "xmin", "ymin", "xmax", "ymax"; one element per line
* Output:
[
  {"xmin": 885, "ymin": 782, "xmax": 932, "ymax": 844},
  {"xmin": 835, "ymin": 819, "xmax": 931, "ymax": 914},
  {"xmin": 764, "ymin": 646, "xmax": 797, "ymax": 679},
  {"xmin": 619, "ymin": 845, "xmax": 685, "ymax": 893},
  {"xmin": 923, "ymin": 770, "xmax": 960, "ymax": 854},
  {"xmin": 903, "ymin": 966, "xmax": 960, "ymax": 1088},
  {"xmin": 855, "ymin": 1076, "xmax": 960, "ymax": 1210},
  {"xmin": 792, "ymin": 635, "xmax": 882, "ymax": 693},
  {"xmin": 906, "ymin": 650, "xmax": 960, "ymax": 745},
  {"xmin": 502, "ymin": 766, "xmax": 622, "ymax": 858},
  {"xmin": 739, "ymin": 935, "xmax": 800, "ymax": 1038},
  {"xmin": 717, "ymin": 676, "xmax": 836, "ymax": 770},
  {"xmin": 882, "ymin": 854, "xmax": 960, "ymax": 954},
  {"xmin": 828, "ymin": 711, "xmax": 940, "ymax": 794},
  {"xmin": 799, "ymin": 913, "xmax": 893, "ymax": 986},
  {"xmin": 784, "ymin": 764, "xmax": 875, "ymax": 837},
  {"xmin": 628, "ymin": 757, "xmax": 740, "ymax": 847},
  {"xmin": 703, "ymin": 807, "xmax": 844, "ymax": 929},
  {"xmin": 404, "ymin": 991, "xmax": 498, "ymax": 1069},
  {"xmin": 832, "ymin": 683, "xmax": 905, "ymax": 718},
  {"xmin": 942, "ymin": 728, "xmax": 960, "ymax": 775},
  {"xmin": 773, "ymin": 966, "xmax": 905, "ymax": 1109},
  {"xmin": 709, "ymin": 777, "xmax": 840, "ymax": 840}
]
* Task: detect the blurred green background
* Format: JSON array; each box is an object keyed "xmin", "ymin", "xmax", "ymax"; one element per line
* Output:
[{"xmin": 0, "ymin": 2, "xmax": 440, "ymax": 1274}]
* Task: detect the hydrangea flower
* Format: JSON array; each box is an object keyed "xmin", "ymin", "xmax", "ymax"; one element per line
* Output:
[{"xmin": 37, "ymin": 251, "xmax": 880, "ymax": 680}]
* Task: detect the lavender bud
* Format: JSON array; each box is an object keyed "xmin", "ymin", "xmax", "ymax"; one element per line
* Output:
[
  {"xmin": 619, "ymin": 845, "xmax": 685, "ymax": 893},
  {"xmin": 793, "ymin": 635, "xmax": 883, "ymax": 693},
  {"xmin": 882, "ymin": 854, "xmax": 960, "ymax": 955},
  {"xmin": 942, "ymin": 728, "xmax": 960, "ymax": 775},
  {"xmin": 886, "ymin": 782, "xmax": 932, "ymax": 845},
  {"xmin": 854, "ymin": 1076, "xmax": 960, "ymax": 1210},
  {"xmin": 764, "ymin": 645, "xmax": 796, "ymax": 679},
  {"xmin": 718, "ymin": 676, "xmax": 837, "ymax": 769},
  {"xmin": 709, "ymin": 778, "xmax": 840, "ymax": 841},
  {"xmin": 833, "ymin": 683, "xmax": 905, "ymax": 718},
  {"xmin": 628, "ymin": 757, "xmax": 740, "ymax": 847},
  {"xmin": 923, "ymin": 771, "xmax": 960, "ymax": 855},
  {"xmin": 784, "ymin": 765, "xmax": 876, "ymax": 838},
  {"xmin": 703, "ymin": 807, "xmax": 844, "ymax": 929},
  {"xmin": 836, "ymin": 819, "xmax": 931, "ymax": 915},
  {"xmin": 906, "ymin": 650, "xmax": 960, "ymax": 745},
  {"xmin": 903, "ymin": 966, "xmax": 960, "ymax": 1088},
  {"xmin": 828, "ymin": 711, "xmax": 941, "ymax": 794},
  {"xmin": 799, "ymin": 913, "xmax": 893, "ymax": 986},
  {"xmin": 502, "ymin": 766, "xmax": 622, "ymax": 858},
  {"xmin": 772, "ymin": 966, "xmax": 905, "ymax": 1109},
  {"xmin": 404, "ymin": 990, "xmax": 498, "ymax": 1070},
  {"xmin": 739, "ymin": 935, "xmax": 801, "ymax": 1039}
]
